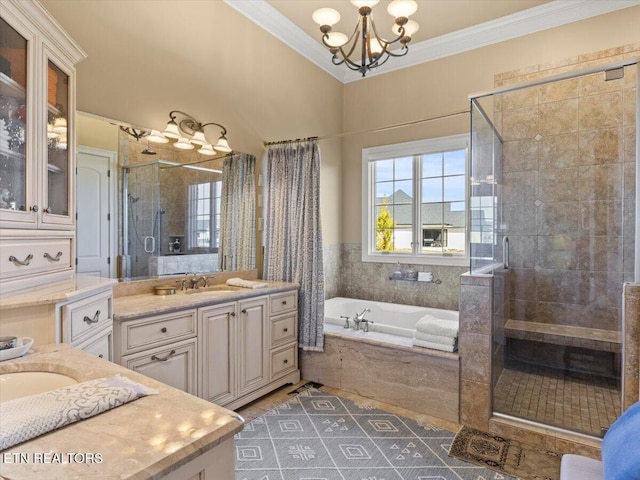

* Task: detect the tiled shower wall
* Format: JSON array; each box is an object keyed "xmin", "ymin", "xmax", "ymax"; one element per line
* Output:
[
  {"xmin": 323, "ymin": 243, "xmax": 467, "ymax": 311},
  {"xmin": 497, "ymin": 59, "xmax": 637, "ymax": 332}
]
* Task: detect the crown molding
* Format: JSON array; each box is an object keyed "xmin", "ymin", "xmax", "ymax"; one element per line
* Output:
[{"xmin": 225, "ymin": 0, "xmax": 640, "ymax": 84}]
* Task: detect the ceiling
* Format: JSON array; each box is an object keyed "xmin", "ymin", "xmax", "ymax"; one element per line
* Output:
[{"xmin": 227, "ymin": 0, "xmax": 640, "ymax": 82}]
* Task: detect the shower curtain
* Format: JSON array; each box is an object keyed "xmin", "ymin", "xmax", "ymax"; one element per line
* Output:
[
  {"xmin": 264, "ymin": 139, "xmax": 325, "ymax": 351},
  {"xmin": 219, "ymin": 153, "xmax": 256, "ymax": 271}
]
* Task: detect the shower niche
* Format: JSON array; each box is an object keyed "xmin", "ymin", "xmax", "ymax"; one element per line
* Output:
[{"xmin": 122, "ymin": 154, "xmax": 255, "ymax": 279}]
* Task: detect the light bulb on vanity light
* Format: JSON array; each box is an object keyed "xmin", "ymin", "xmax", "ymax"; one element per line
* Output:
[
  {"xmin": 147, "ymin": 130, "xmax": 169, "ymax": 143},
  {"xmin": 162, "ymin": 119, "xmax": 181, "ymax": 139},
  {"xmin": 174, "ymin": 137, "xmax": 194, "ymax": 150},
  {"xmin": 190, "ymin": 130, "xmax": 208, "ymax": 146},
  {"xmin": 213, "ymin": 135, "xmax": 231, "ymax": 153}
]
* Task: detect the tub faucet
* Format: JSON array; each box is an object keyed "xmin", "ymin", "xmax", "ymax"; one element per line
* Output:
[
  {"xmin": 360, "ymin": 319, "xmax": 374, "ymax": 332},
  {"xmin": 353, "ymin": 308, "xmax": 370, "ymax": 330}
]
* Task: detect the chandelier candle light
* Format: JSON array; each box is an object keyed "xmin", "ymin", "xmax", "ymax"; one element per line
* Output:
[{"xmin": 313, "ymin": 0, "xmax": 419, "ymax": 77}]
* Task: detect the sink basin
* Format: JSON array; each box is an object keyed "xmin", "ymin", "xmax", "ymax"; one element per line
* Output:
[{"xmin": 0, "ymin": 371, "xmax": 78, "ymax": 402}]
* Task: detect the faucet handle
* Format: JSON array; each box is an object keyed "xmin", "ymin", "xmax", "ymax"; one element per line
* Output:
[
  {"xmin": 340, "ymin": 315, "xmax": 350, "ymax": 328},
  {"xmin": 175, "ymin": 279, "xmax": 187, "ymax": 291}
]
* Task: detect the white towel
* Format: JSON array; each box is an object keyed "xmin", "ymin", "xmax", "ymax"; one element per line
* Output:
[
  {"xmin": 412, "ymin": 338, "xmax": 457, "ymax": 353},
  {"xmin": 413, "ymin": 331, "xmax": 457, "ymax": 346},
  {"xmin": 226, "ymin": 278, "xmax": 268, "ymax": 289},
  {"xmin": 0, "ymin": 374, "xmax": 157, "ymax": 451},
  {"xmin": 415, "ymin": 314, "xmax": 458, "ymax": 338}
]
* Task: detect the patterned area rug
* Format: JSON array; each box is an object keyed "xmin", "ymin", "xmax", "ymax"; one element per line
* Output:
[
  {"xmin": 235, "ymin": 387, "xmax": 516, "ymax": 480},
  {"xmin": 448, "ymin": 426, "xmax": 562, "ymax": 480}
]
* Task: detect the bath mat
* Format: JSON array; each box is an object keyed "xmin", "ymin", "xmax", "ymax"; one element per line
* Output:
[
  {"xmin": 236, "ymin": 387, "xmax": 517, "ymax": 480},
  {"xmin": 449, "ymin": 426, "xmax": 562, "ymax": 480}
]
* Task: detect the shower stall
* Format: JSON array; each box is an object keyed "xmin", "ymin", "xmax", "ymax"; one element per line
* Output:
[{"xmin": 470, "ymin": 60, "xmax": 638, "ymax": 437}]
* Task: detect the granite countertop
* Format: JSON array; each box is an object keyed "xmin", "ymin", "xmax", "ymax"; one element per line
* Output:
[
  {"xmin": 0, "ymin": 344, "xmax": 244, "ymax": 479},
  {"xmin": 114, "ymin": 281, "xmax": 298, "ymax": 322},
  {"xmin": 0, "ymin": 275, "xmax": 118, "ymax": 310}
]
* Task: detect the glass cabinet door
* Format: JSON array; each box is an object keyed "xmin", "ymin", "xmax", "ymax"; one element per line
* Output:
[
  {"xmin": 45, "ymin": 59, "xmax": 70, "ymax": 218},
  {"xmin": 0, "ymin": 17, "xmax": 28, "ymax": 213}
]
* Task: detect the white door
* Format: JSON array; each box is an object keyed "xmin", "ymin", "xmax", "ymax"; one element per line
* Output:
[{"xmin": 76, "ymin": 147, "xmax": 116, "ymax": 277}]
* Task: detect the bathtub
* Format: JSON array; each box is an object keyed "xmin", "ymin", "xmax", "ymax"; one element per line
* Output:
[
  {"xmin": 324, "ymin": 296, "xmax": 459, "ymax": 341},
  {"xmin": 301, "ymin": 297, "xmax": 460, "ymax": 422}
]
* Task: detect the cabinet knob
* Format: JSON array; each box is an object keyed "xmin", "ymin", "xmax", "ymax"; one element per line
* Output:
[
  {"xmin": 30, "ymin": 205, "xmax": 39, "ymax": 213},
  {"xmin": 229, "ymin": 311, "xmax": 236, "ymax": 317},
  {"xmin": 98, "ymin": 354, "xmax": 104, "ymax": 359},
  {"xmin": 282, "ymin": 300, "xmax": 287, "ymax": 305},
  {"xmin": 241, "ymin": 309, "xmax": 247, "ymax": 314},
  {"xmin": 161, "ymin": 327, "xmax": 167, "ymax": 333},
  {"xmin": 283, "ymin": 359, "xmax": 289, "ymax": 364},
  {"xmin": 43, "ymin": 206, "xmax": 51, "ymax": 214},
  {"xmin": 283, "ymin": 328, "xmax": 288, "ymax": 333}
]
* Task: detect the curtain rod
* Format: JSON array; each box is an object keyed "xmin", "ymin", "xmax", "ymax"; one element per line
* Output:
[{"xmin": 263, "ymin": 109, "xmax": 470, "ymax": 147}]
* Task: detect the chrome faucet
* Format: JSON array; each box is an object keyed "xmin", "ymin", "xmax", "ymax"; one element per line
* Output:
[
  {"xmin": 340, "ymin": 316, "xmax": 350, "ymax": 328},
  {"xmin": 191, "ymin": 276, "xmax": 207, "ymax": 289},
  {"xmin": 353, "ymin": 308, "xmax": 371, "ymax": 330}
]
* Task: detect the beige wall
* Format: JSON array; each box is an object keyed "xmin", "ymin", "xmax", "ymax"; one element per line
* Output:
[
  {"xmin": 341, "ymin": 6, "xmax": 640, "ymax": 243},
  {"xmin": 77, "ymin": 114, "xmax": 119, "ymax": 151}
]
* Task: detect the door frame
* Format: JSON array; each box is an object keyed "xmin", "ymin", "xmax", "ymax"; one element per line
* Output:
[{"xmin": 76, "ymin": 145, "xmax": 118, "ymax": 278}]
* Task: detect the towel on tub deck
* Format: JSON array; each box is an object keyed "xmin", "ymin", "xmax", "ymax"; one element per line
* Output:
[
  {"xmin": 0, "ymin": 374, "xmax": 158, "ymax": 451},
  {"xmin": 415, "ymin": 314, "xmax": 458, "ymax": 338},
  {"xmin": 226, "ymin": 278, "xmax": 268, "ymax": 289},
  {"xmin": 413, "ymin": 331, "xmax": 458, "ymax": 346},
  {"xmin": 412, "ymin": 338, "xmax": 458, "ymax": 353}
]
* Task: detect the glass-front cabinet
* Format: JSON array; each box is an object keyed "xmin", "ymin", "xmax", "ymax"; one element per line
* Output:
[
  {"xmin": 0, "ymin": 1, "xmax": 85, "ymax": 293},
  {"xmin": 0, "ymin": 6, "xmax": 82, "ymax": 230}
]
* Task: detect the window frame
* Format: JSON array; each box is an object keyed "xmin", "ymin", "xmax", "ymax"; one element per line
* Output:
[
  {"xmin": 361, "ymin": 134, "xmax": 469, "ymax": 266},
  {"xmin": 187, "ymin": 180, "xmax": 221, "ymax": 251}
]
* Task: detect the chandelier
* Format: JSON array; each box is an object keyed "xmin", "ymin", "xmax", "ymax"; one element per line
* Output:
[
  {"xmin": 312, "ymin": 0, "xmax": 419, "ymax": 77},
  {"xmin": 120, "ymin": 111, "xmax": 232, "ymax": 156}
]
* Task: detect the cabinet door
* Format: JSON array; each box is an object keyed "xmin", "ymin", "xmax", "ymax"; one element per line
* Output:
[
  {"xmin": 40, "ymin": 46, "xmax": 75, "ymax": 228},
  {"xmin": 74, "ymin": 325, "xmax": 113, "ymax": 362},
  {"xmin": 237, "ymin": 296, "xmax": 269, "ymax": 396},
  {"xmin": 199, "ymin": 302, "xmax": 237, "ymax": 406},
  {"xmin": 123, "ymin": 339, "xmax": 197, "ymax": 395},
  {"xmin": 0, "ymin": 14, "xmax": 37, "ymax": 228}
]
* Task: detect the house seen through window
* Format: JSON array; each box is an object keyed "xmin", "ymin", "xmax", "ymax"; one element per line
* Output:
[
  {"xmin": 363, "ymin": 135, "xmax": 468, "ymax": 264},
  {"xmin": 188, "ymin": 181, "xmax": 221, "ymax": 250}
]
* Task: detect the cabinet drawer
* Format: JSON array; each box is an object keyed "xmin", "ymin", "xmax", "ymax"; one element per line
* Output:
[
  {"xmin": 0, "ymin": 238, "xmax": 72, "ymax": 280},
  {"xmin": 75, "ymin": 326, "xmax": 113, "ymax": 362},
  {"xmin": 270, "ymin": 343, "xmax": 298, "ymax": 380},
  {"xmin": 122, "ymin": 339, "xmax": 197, "ymax": 395},
  {"xmin": 120, "ymin": 310, "xmax": 197, "ymax": 355},
  {"xmin": 270, "ymin": 312, "xmax": 297, "ymax": 348},
  {"xmin": 65, "ymin": 290, "xmax": 112, "ymax": 344},
  {"xmin": 270, "ymin": 291, "xmax": 297, "ymax": 316}
]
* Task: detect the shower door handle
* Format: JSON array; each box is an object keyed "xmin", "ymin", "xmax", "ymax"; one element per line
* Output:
[
  {"xmin": 144, "ymin": 236, "xmax": 156, "ymax": 254},
  {"xmin": 503, "ymin": 236, "xmax": 510, "ymax": 269}
]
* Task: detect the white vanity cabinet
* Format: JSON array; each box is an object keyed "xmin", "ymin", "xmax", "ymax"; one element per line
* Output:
[
  {"xmin": 0, "ymin": 2, "xmax": 86, "ymax": 294},
  {"xmin": 115, "ymin": 310, "xmax": 198, "ymax": 395},
  {"xmin": 198, "ymin": 289, "xmax": 300, "ymax": 410},
  {"xmin": 60, "ymin": 287, "xmax": 113, "ymax": 361}
]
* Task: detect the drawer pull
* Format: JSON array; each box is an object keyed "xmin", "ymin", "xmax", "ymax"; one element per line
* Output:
[
  {"xmin": 161, "ymin": 327, "xmax": 168, "ymax": 333},
  {"xmin": 282, "ymin": 300, "xmax": 287, "ymax": 305},
  {"xmin": 283, "ymin": 359, "xmax": 289, "ymax": 364},
  {"xmin": 151, "ymin": 350, "xmax": 176, "ymax": 362},
  {"xmin": 98, "ymin": 354, "xmax": 104, "ymax": 359},
  {"xmin": 83, "ymin": 310, "xmax": 101, "ymax": 324},
  {"xmin": 9, "ymin": 254, "xmax": 33, "ymax": 266},
  {"xmin": 44, "ymin": 251, "xmax": 63, "ymax": 262},
  {"xmin": 283, "ymin": 327, "xmax": 288, "ymax": 332}
]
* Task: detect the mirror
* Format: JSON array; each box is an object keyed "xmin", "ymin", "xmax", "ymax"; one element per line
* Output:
[{"xmin": 76, "ymin": 113, "xmax": 257, "ymax": 280}]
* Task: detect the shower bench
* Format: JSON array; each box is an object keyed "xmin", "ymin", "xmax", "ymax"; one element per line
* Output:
[{"xmin": 504, "ymin": 320, "xmax": 621, "ymax": 376}]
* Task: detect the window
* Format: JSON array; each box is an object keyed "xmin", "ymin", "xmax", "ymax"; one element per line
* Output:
[
  {"xmin": 187, "ymin": 181, "xmax": 221, "ymax": 250},
  {"xmin": 362, "ymin": 134, "xmax": 468, "ymax": 265}
]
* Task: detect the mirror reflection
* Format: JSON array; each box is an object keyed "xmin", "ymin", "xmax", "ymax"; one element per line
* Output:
[{"xmin": 76, "ymin": 114, "xmax": 256, "ymax": 280}]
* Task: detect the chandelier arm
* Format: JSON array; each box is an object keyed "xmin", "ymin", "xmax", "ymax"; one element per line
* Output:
[
  {"xmin": 199, "ymin": 122, "xmax": 228, "ymax": 136},
  {"xmin": 384, "ymin": 46, "xmax": 410, "ymax": 58},
  {"xmin": 331, "ymin": 42, "xmax": 368, "ymax": 70},
  {"xmin": 368, "ymin": 16, "xmax": 406, "ymax": 48},
  {"xmin": 322, "ymin": 21, "xmax": 361, "ymax": 68}
]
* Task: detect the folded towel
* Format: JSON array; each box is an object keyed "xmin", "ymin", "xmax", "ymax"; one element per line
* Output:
[
  {"xmin": 415, "ymin": 314, "xmax": 458, "ymax": 338},
  {"xmin": 413, "ymin": 331, "xmax": 457, "ymax": 346},
  {"xmin": 226, "ymin": 278, "xmax": 268, "ymax": 289},
  {"xmin": 412, "ymin": 338, "xmax": 458, "ymax": 353},
  {"xmin": 0, "ymin": 374, "xmax": 157, "ymax": 450}
]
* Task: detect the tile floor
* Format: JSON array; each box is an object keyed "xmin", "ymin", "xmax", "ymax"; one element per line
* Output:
[{"xmin": 493, "ymin": 360, "xmax": 621, "ymax": 437}]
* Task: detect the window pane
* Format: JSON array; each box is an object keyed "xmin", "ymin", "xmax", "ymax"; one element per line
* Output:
[
  {"xmin": 375, "ymin": 159, "xmax": 393, "ymax": 182},
  {"xmin": 444, "ymin": 175, "xmax": 465, "ymax": 202},
  {"xmin": 391, "ymin": 203, "xmax": 411, "ymax": 229},
  {"xmin": 393, "ymin": 179, "xmax": 412, "ymax": 199},
  {"xmin": 422, "ymin": 153, "xmax": 442, "ymax": 177},
  {"xmin": 422, "ymin": 178, "xmax": 442, "ymax": 203},
  {"xmin": 375, "ymin": 228, "xmax": 394, "ymax": 252},
  {"xmin": 444, "ymin": 149, "xmax": 466, "ymax": 175},
  {"xmin": 376, "ymin": 181, "xmax": 394, "ymax": 201},
  {"xmin": 394, "ymin": 157, "xmax": 413, "ymax": 180},
  {"xmin": 393, "ymin": 228, "xmax": 412, "ymax": 252}
]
